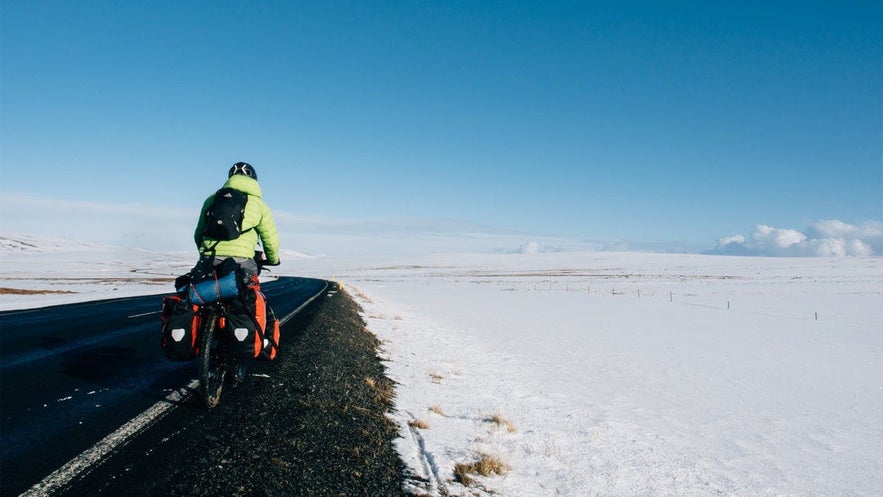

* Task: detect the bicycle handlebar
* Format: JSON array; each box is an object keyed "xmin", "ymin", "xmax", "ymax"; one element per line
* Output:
[{"xmin": 254, "ymin": 250, "xmax": 280, "ymax": 274}]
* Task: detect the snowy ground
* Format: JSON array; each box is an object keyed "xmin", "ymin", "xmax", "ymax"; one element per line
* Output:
[
  {"xmin": 300, "ymin": 252, "xmax": 883, "ymax": 497},
  {"xmin": 2, "ymin": 234, "xmax": 881, "ymax": 496},
  {"xmin": 0, "ymin": 234, "xmax": 193, "ymax": 309}
]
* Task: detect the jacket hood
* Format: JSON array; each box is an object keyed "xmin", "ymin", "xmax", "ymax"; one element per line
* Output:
[{"xmin": 224, "ymin": 174, "xmax": 262, "ymax": 198}]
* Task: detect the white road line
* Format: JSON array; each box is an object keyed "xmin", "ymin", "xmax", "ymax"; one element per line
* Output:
[
  {"xmin": 278, "ymin": 281, "xmax": 329, "ymax": 326},
  {"xmin": 22, "ymin": 281, "xmax": 328, "ymax": 496},
  {"xmin": 127, "ymin": 311, "xmax": 161, "ymax": 318},
  {"xmin": 21, "ymin": 380, "xmax": 198, "ymax": 497}
]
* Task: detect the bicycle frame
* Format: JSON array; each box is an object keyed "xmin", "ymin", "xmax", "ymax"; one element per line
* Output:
[{"xmin": 185, "ymin": 255, "xmax": 275, "ymax": 408}]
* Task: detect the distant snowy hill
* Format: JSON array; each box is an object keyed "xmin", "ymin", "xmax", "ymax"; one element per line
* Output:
[
  {"xmin": 0, "ymin": 233, "xmax": 193, "ymax": 310},
  {"xmin": 278, "ymin": 248, "xmax": 322, "ymax": 260},
  {"xmin": 0, "ymin": 233, "xmax": 316, "ymax": 260},
  {"xmin": 0, "ymin": 233, "xmax": 110, "ymax": 253},
  {"xmin": 0, "ymin": 233, "xmax": 320, "ymax": 310}
]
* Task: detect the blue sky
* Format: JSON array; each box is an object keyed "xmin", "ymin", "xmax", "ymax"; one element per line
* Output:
[{"xmin": 1, "ymin": 1, "xmax": 881, "ymax": 255}]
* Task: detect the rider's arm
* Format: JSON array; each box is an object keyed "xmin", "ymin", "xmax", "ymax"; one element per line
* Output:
[
  {"xmin": 255, "ymin": 200, "xmax": 281, "ymax": 265},
  {"xmin": 193, "ymin": 196, "xmax": 213, "ymax": 248}
]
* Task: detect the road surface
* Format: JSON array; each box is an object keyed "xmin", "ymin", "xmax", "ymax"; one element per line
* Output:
[{"xmin": 0, "ymin": 277, "xmax": 406, "ymax": 496}]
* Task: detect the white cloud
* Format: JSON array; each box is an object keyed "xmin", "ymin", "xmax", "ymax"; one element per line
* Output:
[
  {"xmin": 711, "ymin": 220, "xmax": 882, "ymax": 257},
  {"xmin": 10, "ymin": 191, "xmax": 876, "ymax": 259},
  {"xmin": 752, "ymin": 225, "xmax": 807, "ymax": 251},
  {"xmin": 519, "ymin": 240, "xmax": 542, "ymax": 254}
]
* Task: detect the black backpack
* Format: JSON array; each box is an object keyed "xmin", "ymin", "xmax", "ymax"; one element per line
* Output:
[{"xmin": 202, "ymin": 188, "xmax": 251, "ymax": 241}]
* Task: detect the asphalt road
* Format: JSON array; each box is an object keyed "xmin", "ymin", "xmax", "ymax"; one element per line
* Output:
[{"xmin": 0, "ymin": 277, "xmax": 409, "ymax": 497}]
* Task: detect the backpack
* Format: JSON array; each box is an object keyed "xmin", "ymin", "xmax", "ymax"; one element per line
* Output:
[{"xmin": 202, "ymin": 188, "xmax": 251, "ymax": 242}]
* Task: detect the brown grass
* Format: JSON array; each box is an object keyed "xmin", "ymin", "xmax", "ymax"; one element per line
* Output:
[
  {"xmin": 3, "ymin": 277, "xmax": 173, "ymax": 284},
  {"xmin": 408, "ymin": 419, "xmax": 429, "ymax": 430},
  {"xmin": 428, "ymin": 405, "xmax": 446, "ymax": 416},
  {"xmin": 486, "ymin": 414, "xmax": 517, "ymax": 433},
  {"xmin": 453, "ymin": 453, "xmax": 510, "ymax": 486},
  {"xmin": 350, "ymin": 287, "xmax": 373, "ymax": 304},
  {"xmin": 364, "ymin": 376, "xmax": 394, "ymax": 407},
  {"xmin": 0, "ymin": 287, "xmax": 77, "ymax": 295}
]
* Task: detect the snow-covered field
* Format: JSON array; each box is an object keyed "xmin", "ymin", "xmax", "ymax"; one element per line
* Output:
[
  {"xmin": 2, "ymin": 234, "xmax": 881, "ymax": 496},
  {"xmin": 0, "ymin": 234, "xmax": 193, "ymax": 309},
  {"xmin": 306, "ymin": 252, "xmax": 882, "ymax": 497}
]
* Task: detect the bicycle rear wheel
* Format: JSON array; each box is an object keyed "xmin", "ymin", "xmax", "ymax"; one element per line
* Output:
[{"xmin": 199, "ymin": 310, "xmax": 226, "ymax": 408}]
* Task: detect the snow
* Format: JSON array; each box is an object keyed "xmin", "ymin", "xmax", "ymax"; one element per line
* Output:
[
  {"xmin": 0, "ymin": 233, "xmax": 194, "ymax": 310},
  {"xmin": 2, "ymin": 235, "xmax": 881, "ymax": 496},
  {"xmin": 306, "ymin": 253, "xmax": 883, "ymax": 496},
  {"xmin": 0, "ymin": 234, "xmax": 315, "ymax": 310}
]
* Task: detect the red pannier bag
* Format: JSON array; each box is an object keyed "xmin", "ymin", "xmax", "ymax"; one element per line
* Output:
[
  {"xmin": 160, "ymin": 295, "xmax": 201, "ymax": 361},
  {"xmin": 225, "ymin": 287, "xmax": 280, "ymax": 360}
]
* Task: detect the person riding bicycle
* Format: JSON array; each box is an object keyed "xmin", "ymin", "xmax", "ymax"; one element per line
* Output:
[
  {"xmin": 194, "ymin": 162, "xmax": 281, "ymax": 282},
  {"xmin": 192, "ymin": 162, "xmax": 280, "ymax": 384}
]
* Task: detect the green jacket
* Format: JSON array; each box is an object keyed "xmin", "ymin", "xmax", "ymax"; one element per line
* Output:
[{"xmin": 195, "ymin": 175, "xmax": 281, "ymax": 264}]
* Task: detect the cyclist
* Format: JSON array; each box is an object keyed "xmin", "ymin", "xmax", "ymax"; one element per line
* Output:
[
  {"xmin": 195, "ymin": 162, "xmax": 281, "ymax": 282},
  {"xmin": 194, "ymin": 161, "xmax": 281, "ymax": 381}
]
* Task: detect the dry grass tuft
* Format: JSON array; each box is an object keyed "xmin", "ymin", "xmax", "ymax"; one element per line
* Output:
[
  {"xmin": 350, "ymin": 287, "xmax": 373, "ymax": 304},
  {"xmin": 364, "ymin": 376, "xmax": 394, "ymax": 407},
  {"xmin": 430, "ymin": 373, "xmax": 445, "ymax": 383},
  {"xmin": 0, "ymin": 287, "xmax": 77, "ymax": 295},
  {"xmin": 486, "ymin": 414, "xmax": 517, "ymax": 433},
  {"xmin": 408, "ymin": 419, "xmax": 430, "ymax": 430},
  {"xmin": 428, "ymin": 405, "xmax": 446, "ymax": 416},
  {"xmin": 453, "ymin": 453, "xmax": 510, "ymax": 486}
]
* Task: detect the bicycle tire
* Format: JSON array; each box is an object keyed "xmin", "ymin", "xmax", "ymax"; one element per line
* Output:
[{"xmin": 199, "ymin": 308, "xmax": 225, "ymax": 408}]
